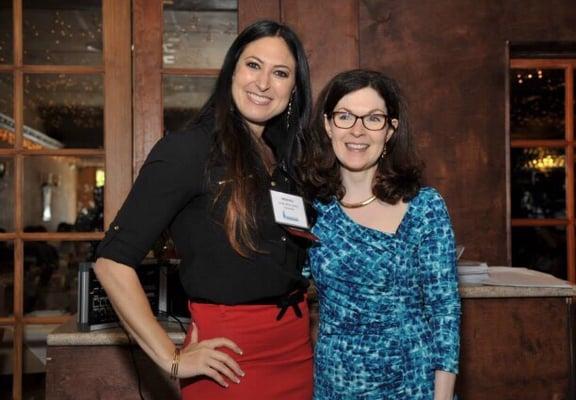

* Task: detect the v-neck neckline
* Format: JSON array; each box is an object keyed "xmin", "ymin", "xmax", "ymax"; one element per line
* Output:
[{"xmin": 334, "ymin": 197, "xmax": 414, "ymax": 238}]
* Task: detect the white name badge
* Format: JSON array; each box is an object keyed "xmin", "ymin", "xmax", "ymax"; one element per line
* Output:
[{"xmin": 269, "ymin": 190, "xmax": 309, "ymax": 230}]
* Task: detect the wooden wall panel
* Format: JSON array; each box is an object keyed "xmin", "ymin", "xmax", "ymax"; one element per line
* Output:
[
  {"xmin": 282, "ymin": 0, "xmax": 359, "ymax": 98},
  {"xmin": 103, "ymin": 0, "xmax": 132, "ymax": 226},
  {"xmin": 12, "ymin": 1, "xmax": 23, "ymax": 397},
  {"xmin": 133, "ymin": 0, "xmax": 163, "ymax": 179},
  {"xmin": 239, "ymin": 0, "xmax": 280, "ymax": 29},
  {"xmin": 45, "ymin": 345, "xmax": 179, "ymax": 400},
  {"xmin": 458, "ymin": 297, "xmax": 573, "ymax": 399},
  {"xmin": 359, "ymin": 0, "xmax": 576, "ymax": 264}
]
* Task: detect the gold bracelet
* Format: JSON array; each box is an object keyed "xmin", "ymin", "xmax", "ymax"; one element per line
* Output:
[{"xmin": 169, "ymin": 347, "xmax": 181, "ymax": 380}]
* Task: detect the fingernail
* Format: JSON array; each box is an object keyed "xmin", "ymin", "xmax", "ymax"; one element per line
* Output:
[
  {"xmin": 240, "ymin": 370, "xmax": 245, "ymax": 377},
  {"xmin": 235, "ymin": 378, "xmax": 241, "ymax": 384}
]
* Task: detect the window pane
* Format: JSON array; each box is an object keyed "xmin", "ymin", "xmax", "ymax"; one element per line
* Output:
[
  {"xmin": 510, "ymin": 147, "xmax": 565, "ymax": 219},
  {"xmin": 24, "ymin": 241, "xmax": 95, "ymax": 315},
  {"xmin": 0, "ymin": 326, "xmax": 14, "ymax": 399},
  {"xmin": 23, "ymin": 156, "xmax": 104, "ymax": 232},
  {"xmin": 512, "ymin": 226, "xmax": 566, "ymax": 280},
  {"xmin": 24, "ymin": 74, "xmax": 103, "ymax": 149},
  {"xmin": 23, "ymin": 0, "xmax": 102, "ymax": 65},
  {"xmin": 163, "ymin": 75, "xmax": 216, "ymax": 133},
  {"xmin": 510, "ymin": 68, "xmax": 565, "ymax": 140},
  {"xmin": 0, "ymin": 157, "xmax": 14, "ymax": 231},
  {"xmin": 163, "ymin": 0, "xmax": 237, "ymax": 69},
  {"xmin": 0, "ymin": 73, "xmax": 14, "ymax": 149},
  {"xmin": 23, "ymin": 324, "xmax": 59, "ymax": 398},
  {"xmin": 0, "ymin": 2, "xmax": 13, "ymax": 64},
  {"xmin": 0, "ymin": 241, "xmax": 13, "ymax": 318}
]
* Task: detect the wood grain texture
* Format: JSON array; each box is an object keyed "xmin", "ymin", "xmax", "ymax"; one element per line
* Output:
[
  {"xmin": 133, "ymin": 0, "xmax": 163, "ymax": 179},
  {"xmin": 45, "ymin": 345, "xmax": 180, "ymax": 400},
  {"xmin": 16, "ymin": 65, "xmax": 104, "ymax": 74},
  {"xmin": 12, "ymin": 1, "xmax": 23, "ymax": 397},
  {"xmin": 103, "ymin": 0, "xmax": 132, "ymax": 226},
  {"xmin": 19, "ymin": 149, "xmax": 105, "ymax": 156},
  {"xmin": 359, "ymin": 0, "xmax": 576, "ymax": 265},
  {"xmin": 239, "ymin": 0, "xmax": 281, "ymax": 29},
  {"xmin": 282, "ymin": 0, "xmax": 359, "ymax": 99},
  {"xmin": 458, "ymin": 297, "xmax": 573, "ymax": 399},
  {"xmin": 510, "ymin": 140, "xmax": 567, "ymax": 148},
  {"xmin": 565, "ymin": 69, "xmax": 575, "ymax": 282},
  {"xmin": 161, "ymin": 68, "xmax": 220, "ymax": 76}
]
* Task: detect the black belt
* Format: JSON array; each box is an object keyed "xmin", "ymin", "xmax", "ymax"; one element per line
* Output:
[{"xmin": 191, "ymin": 289, "xmax": 305, "ymax": 321}]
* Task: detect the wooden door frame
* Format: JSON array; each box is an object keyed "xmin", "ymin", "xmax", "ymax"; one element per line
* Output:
[
  {"xmin": 103, "ymin": 0, "xmax": 133, "ymax": 226},
  {"xmin": 132, "ymin": 0, "xmax": 283, "ymax": 179},
  {"xmin": 0, "ymin": 1, "xmax": 132, "ymax": 399},
  {"xmin": 508, "ymin": 58, "xmax": 576, "ymax": 282}
]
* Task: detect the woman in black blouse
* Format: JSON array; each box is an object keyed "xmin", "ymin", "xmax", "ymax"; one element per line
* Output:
[{"xmin": 94, "ymin": 20, "xmax": 314, "ymax": 399}]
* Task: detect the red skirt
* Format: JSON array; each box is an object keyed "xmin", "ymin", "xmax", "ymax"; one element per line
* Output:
[{"xmin": 180, "ymin": 299, "xmax": 313, "ymax": 400}]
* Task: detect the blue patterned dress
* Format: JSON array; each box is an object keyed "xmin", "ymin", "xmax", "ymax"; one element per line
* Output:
[{"xmin": 307, "ymin": 187, "xmax": 460, "ymax": 399}]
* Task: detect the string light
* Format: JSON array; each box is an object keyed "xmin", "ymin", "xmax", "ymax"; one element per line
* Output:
[
  {"xmin": 516, "ymin": 69, "xmax": 547, "ymax": 84},
  {"xmin": 163, "ymin": 6, "xmax": 237, "ymax": 68},
  {"xmin": 1, "ymin": 2, "xmax": 239, "ymax": 145},
  {"xmin": 23, "ymin": 74, "xmax": 104, "ymax": 132},
  {"xmin": 96, "ymin": 169, "xmax": 105, "ymax": 187},
  {"xmin": 511, "ymin": 68, "xmax": 564, "ymax": 135},
  {"xmin": 0, "ymin": 7, "xmax": 104, "ymax": 65},
  {"xmin": 0, "ymin": 128, "xmax": 44, "ymax": 150},
  {"xmin": 522, "ymin": 148, "xmax": 565, "ymax": 173}
]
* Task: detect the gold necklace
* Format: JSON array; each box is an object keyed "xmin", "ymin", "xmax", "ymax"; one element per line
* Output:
[{"xmin": 339, "ymin": 195, "xmax": 377, "ymax": 209}]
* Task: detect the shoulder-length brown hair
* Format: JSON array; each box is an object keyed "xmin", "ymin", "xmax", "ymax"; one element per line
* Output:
[{"xmin": 299, "ymin": 69, "xmax": 422, "ymax": 204}]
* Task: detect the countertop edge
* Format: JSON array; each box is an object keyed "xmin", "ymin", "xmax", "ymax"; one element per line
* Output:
[
  {"xmin": 47, "ymin": 319, "xmax": 186, "ymax": 347},
  {"xmin": 48, "ymin": 284, "xmax": 576, "ymax": 346},
  {"xmin": 459, "ymin": 284, "xmax": 576, "ymax": 298}
]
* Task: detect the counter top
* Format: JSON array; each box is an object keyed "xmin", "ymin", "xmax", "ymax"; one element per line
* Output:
[
  {"xmin": 48, "ymin": 267, "xmax": 576, "ymax": 347},
  {"xmin": 50, "ymin": 289, "xmax": 576, "ymax": 347},
  {"xmin": 459, "ymin": 284, "xmax": 576, "ymax": 298},
  {"xmin": 459, "ymin": 266, "xmax": 576, "ymax": 298},
  {"xmin": 47, "ymin": 317, "xmax": 187, "ymax": 347}
]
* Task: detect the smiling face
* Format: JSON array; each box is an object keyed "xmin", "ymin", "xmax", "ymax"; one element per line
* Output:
[
  {"xmin": 231, "ymin": 36, "xmax": 297, "ymax": 136},
  {"xmin": 325, "ymin": 86, "xmax": 397, "ymax": 174}
]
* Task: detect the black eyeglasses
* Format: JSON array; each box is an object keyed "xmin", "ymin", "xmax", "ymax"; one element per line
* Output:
[{"xmin": 330, "ymin": 111, "xmax": 389, "ymax": 131}]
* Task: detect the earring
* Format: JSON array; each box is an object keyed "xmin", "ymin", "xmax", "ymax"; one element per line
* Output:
[
  {"xmin": 380, "ymin": 142, "xmax": 387, "ymax": 158},
  {"xmin": 286, "ymin": 98, "xmax": 293, "ymax": 130}
]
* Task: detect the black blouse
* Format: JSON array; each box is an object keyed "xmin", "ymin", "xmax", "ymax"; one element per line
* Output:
[{"xmin": 96, "ymin": 118, "xmax": 313, "ymax": 305}]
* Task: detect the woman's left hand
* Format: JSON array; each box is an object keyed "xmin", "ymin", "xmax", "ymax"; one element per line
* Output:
[{"xmin": 434, "ymin": 370, "xmax": 456, "ymax": 400}]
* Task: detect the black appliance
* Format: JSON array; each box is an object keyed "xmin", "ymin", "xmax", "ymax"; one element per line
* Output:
[{"xmin": 77, "ymin": 259, "xmax": 189, "ymax": 331}]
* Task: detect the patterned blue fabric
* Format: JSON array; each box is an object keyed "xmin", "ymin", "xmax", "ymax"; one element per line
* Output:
[{"xmin": 308, "ymin": 187, "xmax": 461, "ymax": 399}]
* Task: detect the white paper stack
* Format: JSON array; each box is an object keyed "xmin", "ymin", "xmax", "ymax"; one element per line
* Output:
[{"xmin": 457, "ymin": 260, "xmax": 489, "ymax": 284}]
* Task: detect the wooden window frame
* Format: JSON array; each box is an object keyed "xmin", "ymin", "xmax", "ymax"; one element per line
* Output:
[
  {"xmin": 132, "ymin": 0, "xmax": 280, "ymax": 177},
  {"xmin": 0, "ymin": 1, "xmax": 359, "ymax": 398},
  {"xmin": 0, "ymin": 1, "xmax": 131, "ymax": 399},
  {"xmin": 509, "ymin": 58, "xmax": 576, "ymax": 282}
]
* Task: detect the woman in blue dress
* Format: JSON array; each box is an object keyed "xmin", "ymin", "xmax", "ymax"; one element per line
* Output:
[{"xmin": 300, "ymin": 69, "xmax": 461, "ymax": 399}]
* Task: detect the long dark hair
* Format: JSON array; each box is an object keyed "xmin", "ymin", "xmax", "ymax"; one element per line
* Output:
[
  {"xmin": 197, "ymin": 20, "xmax": 312, "ymax": 256},
  {"xmin": 300, "ymin": 69, "xmax": 422, "ymax": 204}
]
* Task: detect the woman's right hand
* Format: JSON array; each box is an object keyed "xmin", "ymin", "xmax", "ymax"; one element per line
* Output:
[{"xmin": 178, "ymin": 322, "xmax": 245, "ymax": 387}]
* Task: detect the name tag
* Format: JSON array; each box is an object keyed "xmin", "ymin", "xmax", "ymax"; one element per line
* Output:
[{"xmin": 270, "ymin": 190, "xmax": 309, "ymax": 230}]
